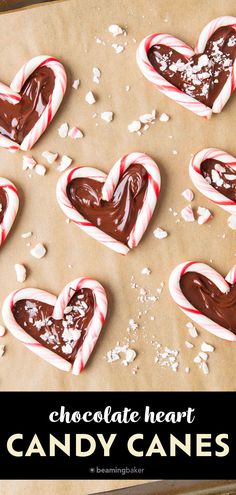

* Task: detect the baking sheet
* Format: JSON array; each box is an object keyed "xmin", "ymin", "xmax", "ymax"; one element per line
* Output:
[{"xmin": 0, "ymin": 0, "xmax": 235, "ymax": 492}]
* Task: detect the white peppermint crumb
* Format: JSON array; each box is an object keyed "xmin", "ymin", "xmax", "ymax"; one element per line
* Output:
[
  {"xmin": 125, "ymin": 85, "xmax": 130, "ymax": 91},
  {"xmin": 186, "ymin": 322, "xmax": 198, "ymax": 338},
  {"xmin": 14, "ymin": 263, "xmax": 27, "ymax": 283},
  {"xmin": 112, "ymin": 43, "xmax": 124, "ymax": 54},
  {"xmin": 181, "ymin": 205, "xmax": 195, "ymax": 222},
  {"xmin": 141, "ymin": 267, "xmax": 151, "ymax": 275},
  {"xmin": 22, "ymin": 155, "xmax": 36, "ymax": 171},
  {"xmin": 153, "ymin": 227, "xmax": 168, "ymax": 239},
  {"xmin": 30, "ymin": 243, "xmax": 46, "ymax": 259},
  {"xmin": 185, "ymin": 341, "xmax": 194, "ymax": 349},
  {"xmin": 199, "ymin": 351, "xmax": 208, "ymax": 361},
  {"xmin": 85, "ymin": 91, "xmax": 96, "ymax": 104},
  {"xmin": 42, "ymin": 151, "xmax": 58, "ymax": 164},
  {"xmin": 108, "ymin": 24, "xmax": 124, "ymax": 36},
  {"xmin": 72, "ymin": 79, "xmax": 80, "ymax": 89},
  {"xmin": 139, "ymin": 112, "xmax": 156, "ymax": 123},
  {"xmin": 128, "ymin": 120, "xmax": 141, "ymax": 133},
  {"xmin": 194, "ymin": 355, "xmax": 202, "ymax": 364},
  {"xmin": 182, "ymin": 189, "xmax": 194, "ymax": 201},
  {"xmin": 68, "ymin": 127, "xmax": 84, "ymax": 139},
  {"xmin": 201, "ymin": 342, "xmax": 215, "ymax": 353},
  {"xmin": 201, "ymin": 361, "xmax": 209, "ymax": 375},
  {"xmin": 93, "ymin": 67, "xmax": 101, "ymax": 84},
  {"xmin": 228, "ymin": 215, "xmax": 236, "ymax": 230},
  {"xmin": 101, "ymin": 111, "xmax": 114, "ymax": 122},
  {"xmin": 35, "ymin": 164, "xmax": 46, "ymax": 176},
  {"xmin": 159, "ymin": 112, "xmax": 170, "ymax": 122},
  {"xmin": 57, "ymin": 155, "xmax": 73, "ymax": 172},
  {"xmin": 128, "ymin": 319, "xmax": 139, "ymax": 331},
  {"xmin": 172, "ymin": 150, "xmax": 178, "ymax": 155},
  {"xmin": 125, "ymin": 348, "xmax": 137, "ymax": 364},
  {"xmin": 0, "ymin": 325, "xmax": 5, "ymax": 337},
  {"xmin": 197, "ymin": 206, "xmax": 212, "ymax": 225},
  {"xmin": 58, "ymin": 122, "xmax": 69, "ymax": 138},
  {"xmin": 185, "ymin": 367, "xmax": 190, "ymax": 374},
  {"xmin": 21, "ymin": 231, "xmax": 32, "ymax": 239}
]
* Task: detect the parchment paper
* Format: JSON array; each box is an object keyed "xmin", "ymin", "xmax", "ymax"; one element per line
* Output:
[{"xmin": 0, "ymin": 0, "xmax": 235, "ymax": 492}]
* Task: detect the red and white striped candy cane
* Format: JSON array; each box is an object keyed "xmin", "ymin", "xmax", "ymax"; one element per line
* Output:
[
  {"xmin": 2, "ymin": 278, "xmax": 108, "ymax": 375},
  {"xmin": 189, "ymin": 147, "xmax": 236, "ymax": 215},
  {"xmin": 136, "ymin": 16, "xmax": 236, "ymax": 119},
  {"xmin": 56, "ymin": 152, "xmax": 161, "ymax": 255},
  {"xmin": 0, "ymin": 82, "xmax": 21, "ymax": 105},
  {"xmin": 0, "ymin": 55, "xmax": 67, "ymax": 152},
  {"xmin": 195, "ymin": 16, "xmax": 236, "ymax": 114},
  {"xmin": 169, "ymin": 261, "xmax": 236, "ymax": 342},
  {"xmin": 0, "ymin": 177, "xmax": 19, "ymax": 246}
]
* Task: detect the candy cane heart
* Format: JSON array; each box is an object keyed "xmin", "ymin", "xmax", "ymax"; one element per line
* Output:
[
  {"xmin": 2, "ymin": 278, "xmax": 108, "ymax": 374},
  {"xmin": 169, "ymin": 261, "xmax": 236, "ymax": 342},
  {"xmin": 0, "ymin": 55, "xmax": 67, "ymax": 152},
  {"xmin": 137, "ymin": 16, "xmax": 236, "ymax": 119},
  {"xmin": 56, "ymin": 152, "xmax": 161, "ymax": 255}
]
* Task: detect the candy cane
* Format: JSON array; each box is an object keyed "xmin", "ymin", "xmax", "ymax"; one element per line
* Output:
[
  {"xmin": 2, "ymin": 278, "xmax": 108, "ymax": 375},
  {"xmin": 189, "ymin": 147, "xmax": 236, "ymax": 215},
  {"xmin": 169, "ymin": 261, "xmax": 236, "ymax": 342},
  {"xmin": 136, "ymin": 16, "xmax": 236, "ymax": 119},
  {"xmin": 56, "ymin": 152, "xmax": 161, "ymax": 255},
  {"xmin": 0, "ymin": 82, "xmax": 21, "ymax": 105},
  {"xmin": 0, "ymin": 55, "xmax": 67, "ymax": 152},
  {"xmin": 0, "ymin": 178, "xmax": 19, "ymax": 246}
]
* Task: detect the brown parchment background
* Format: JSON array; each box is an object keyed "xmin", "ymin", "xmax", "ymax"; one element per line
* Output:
[{"xmin": 0, "ymin": 0, "xmax": 236, "ymax": 493}]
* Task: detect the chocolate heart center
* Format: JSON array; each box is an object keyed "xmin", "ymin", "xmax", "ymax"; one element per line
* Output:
[
  {"xmin": 148, "ymin": 26, "xmax": 236, "ymax": 108},
  {"xmin": 13, "ymin": 288, "xmax": 95, "ymax": 362},
  {"xmin": 180, "ymin": 272, "xmax": 236, "ymax": 333},
  {"xmin": 0, "ymin": 188, "xmax": 7, "ymax": 224},
  {"xmin": 200, "ymin": 158, "xmax": 236, "ymax": 201},
  {"xmin": 0, "ymin": 66, "xmax": 55, "ymax": 144},
  {"xmin": 67, "ymin": 163, "xmax": 148, "ymax": 245}
]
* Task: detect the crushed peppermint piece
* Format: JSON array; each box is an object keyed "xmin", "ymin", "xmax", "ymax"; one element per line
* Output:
[
  {"xmin": 58, "ymin": 122, "xmax": 69, "ymax": 138},
  {"xmin": 101, "ymin": 111, "xmax": 114, "ymax": 122},
  {"xmin": 14, "ymin": 263, "xmax": 27, "ymax": 283},
  {"xmin": 201, "ymin": 342, "xmax": 215, "ymax": 353},
  {"xmin": 125, "ymin": 85, "xmax": 130, "ymax": 91},
  {"xmin": 42, "ymin": 151, "xmax": 58, "ymax": 164},
  {"xmin": 57, "ymin": 155, "xmax": 73, "ymax": 172},
  {"xmin": 21, "ymin": 232, "xmax": 32, "ymax": 239},
  {"xmin": 141, "ymin": 267, "xmax": 151, "ymax": 275},
  {"xmin": 93, "ymin": 67, "xmax": 101, "ymax": 84},
  {"xmin": 72, "ymin": 79, "xmax": 80, "ymax": 89},
  {"xmin": 185, "ymin": 341, "xmax": 194, "ymax": 349},
  {"xmin": 185, "ymin": 367, "xmax": 190, "ymax": 374},
  {"xmin": 0, "ymin": 344, "xmax": 5, "ymax": 357},
  {"xmin": 139, "ymin": 111, "xmax": 156, "ymax": 123},
  {"xmin": 201, "ymin": 361, "xmax": 209, "ymax": 375},
  {"xmin": 68, "ymin": 127, "xmax": 84, "ymax": 139},
  {"xmin": 199, "ymin": 351, "xmax": 208, "ymax": 361},
  {"xmin": 172, "ymin": 150, "xmax": 178, "ymax": 155},
  {"xmin": 181, "ymin": 205, "xmax": 195, "ymax": 222},
  {"xmin": 0, "ymin": 325, "xmax": 5, "ymax": 337},
  {"xmin": 128, "ymin": 120, "xmax": 141, "ymax": 133},
  {"xmin": 128, "ymin": 319, "xmax": 139, "ymax": 331},
  {"xmin": 124, "ymin": 348, "xmax": 137, "ymax": 364},
  {"xmin": 182, "ymin": 189, "xmax": 194, "ymax": 201},
  {"xmin": 112, "ymin": 43, "xmax": 124, "ymax": 54},
  {"xmin": 22, "ymin": 155, "xmax": 36, "ymax": 171},
  {"xmin": 228, "ymin": 215, "xmax": 236, "ymax": 230},
  {"xmin": 108, "ymin": 24, "xmax": 125, "ymax": 36},
  {"xmin": 197, "ymin": 206, "xmax": 212, "ymax": 224},
  {"xmin": 35, "ymin": 164, "xmax": 47, "ymax": 176},
  {"xmin": 153, "ymin": 227, "xmax": 168, "ymax": 239},
  {"xmin": 186, "ymin": 322, "xmax": 198, "ymax": 338},
  {"xmin": 159, "ymin": 112, "xmax": 170, "ymax": 122},
  {"xmin": 85, "ymin": 91, "xmax": 96, "ymax": 104},
  {"xmin": 30, "ymin": 243, "xmax": 47, "ymax": 259}
]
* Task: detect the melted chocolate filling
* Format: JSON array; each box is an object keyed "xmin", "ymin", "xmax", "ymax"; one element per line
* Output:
[
  {"xmin": 13, "ymin": 288, "xmax": 95, "ymax": 363},
  {"xmin": 67, "ymin": 163, "xmax": 149, "ymax": 245},
  {"xmin": 180, "ymin": 272, "xmax": 236, "ymax": 333},
  {"xmin": 201, "ymin": 158, "xmax": 236, "ymax": 202},
  {"xmin": 148, "ymin": 26, "xmax": 236, "ymax": 108},
  {"xmin": 0, "ymin": 188, "xmax": 7, "ymax": 224},
  {"xmin": 0, "ymin": 66, "xmax": 55, "ymax": 144}
]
